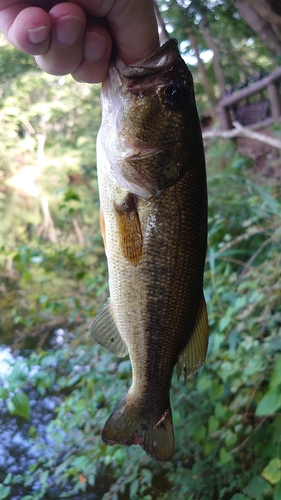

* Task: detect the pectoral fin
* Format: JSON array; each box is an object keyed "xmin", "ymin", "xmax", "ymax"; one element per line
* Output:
[
  {"xmin": 177, "ymin": 294, "xmax": 209, "ymax": 381},
  {"xmin": 114, "ymin": 193, "xmax": 143, "ymax": 266},
  {"xmin": 90, "ymin": 299, "xmax": 128, "ymax": 357}
]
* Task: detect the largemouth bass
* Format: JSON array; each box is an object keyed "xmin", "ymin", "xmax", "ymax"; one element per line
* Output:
[{"xmin": 91, "ymin": 39, "xmax": 208, "ymax": 462}]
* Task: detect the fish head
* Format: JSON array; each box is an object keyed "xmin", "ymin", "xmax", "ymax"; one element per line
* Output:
[{"xmin": 100, "ymin": 39, "xmax": 200, "ymax": 199}]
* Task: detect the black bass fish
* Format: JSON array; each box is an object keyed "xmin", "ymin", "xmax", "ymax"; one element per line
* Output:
[{"xmin": 91, "ymin": 39, "xmax": 208, "ymax": 462}]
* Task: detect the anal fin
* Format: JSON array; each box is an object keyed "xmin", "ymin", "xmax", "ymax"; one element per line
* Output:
[
  {"xmin": 177, "ymin": 294, "xmax": 209, "ymax": 381},
  {"xmin": 90, "ymin": 299, "xmax": 128, "ymax": 357}
]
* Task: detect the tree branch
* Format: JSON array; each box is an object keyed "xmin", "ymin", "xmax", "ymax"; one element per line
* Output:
[{"xmin": 203, "ymin": 121, "xmax": 281, "ymax": 149}]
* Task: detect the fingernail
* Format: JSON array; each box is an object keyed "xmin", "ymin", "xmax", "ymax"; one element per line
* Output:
[
  {"xmin": 28, "ymin": 25, "xmax": 50, "ymax": 44},
  {"xmin": 55, "ymin": 15, "xmax": 84, "ymax": 46},
  {"xmin": 84, "ymin": 32, "xmax": 108, "ymax": 62}
]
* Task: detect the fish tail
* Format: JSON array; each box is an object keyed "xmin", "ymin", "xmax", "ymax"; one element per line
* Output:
[{"xmin": 102, "ymin": 394, "xmax": 174, "ymax": 462}]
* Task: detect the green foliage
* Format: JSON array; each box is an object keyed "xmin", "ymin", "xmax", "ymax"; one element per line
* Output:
[
  {"xmin": 0, "ymin": 35, "xmax": 36, "ymax": 83},
  {"xmin": 10, "ymin": 391, "xmax": 30, "ymax": 420},
  {"xmin": 0, "ymin": 19, "xmax": 281, "ymax": 500},
  {"xmin": 1, "ymin": 143, "xmax": 281, "ymax": 498},
  {"xmin": 262, "ymin": 459, "xmax": 281, "ymax": 485},
  {"xmin": 158, "ymin": 0, "xmax": 275, "ymax": 108},
  {"xmin": 0, "ymin": 485, "xmax": 11, "ymax": 500}
]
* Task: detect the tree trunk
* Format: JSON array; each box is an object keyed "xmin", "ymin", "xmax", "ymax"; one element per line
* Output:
[
  {"xmin": 35, "ymin": 134, "xmax": 57, "ymax": 243},
  {"xmin": 200, "ymin": 14, "xmax": 226, "ymax": 97},
  {"xmin": 39, "ymin": 196, "xmax": 58, "ymax": 243},
  {"xmin": 246, "ymin": 0, "xmax": 281, "ymax": 40},
  {"xmin": 187, "ymin": 27, "xmax": 217, "ymax": 106},
  {"xmin": 235, "ymin": 0, "xmax": 281, "ymax": 55}
]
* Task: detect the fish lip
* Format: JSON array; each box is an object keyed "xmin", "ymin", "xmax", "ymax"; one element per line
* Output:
[
  {"xmin": 122, "ymin": 39, "xmax": 179, "ymax": 79},
  {"xmin": 104, "ymin": 39, "xmax": 180, "ymax": 87}
]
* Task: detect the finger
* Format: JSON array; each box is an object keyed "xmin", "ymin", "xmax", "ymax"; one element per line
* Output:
[
  {"xmin": 72, "ymin": 22, "xmax": 112, "ymax": 83},
  {"xmin": 107, "ymin": 0, "xmax": 160, "ymax": 64},
  {"xmin": 72, "ymin": 0, "xmax": 159, "ymax": 64},
  {"xmin": 1, "ymin": 6, "xmax": 52, "ymax": 55},
  {"xmin": 35, "ymin": 2, "xmax": 86, "ymax": 76}
]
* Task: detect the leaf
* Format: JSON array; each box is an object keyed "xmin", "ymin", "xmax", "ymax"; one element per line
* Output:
[
  {"xmin": 243, "ymin": 476, "xmax": 269, "ymax": 499},
  {"xmin": 0, "ymin": 388, "xmax": 9, "ymax": 400},
  {"xmin": 215, "ymin": 402, "xmax": 227, "ymax": 418},
  {"xmin": 64, "ymin": 189, "xmax": 81, "ymax": 202},
  {"xmin": 230, "ymin": 495, "xmax": 250, "ymax": 500},
  {"xmin": 225, "ymin": 430, "xmax": 237, "ymax": 448},
  {"xmin": 219, "ymin": 313, "xmax": 232, "ymax": 333},
  {"xmin": 194, "ymin": 425, "xmax": 207, "ymax": 443},
  {"xmin": 71, "ymin": 456, "xmax": 89, "ymax": 470},
  {"xmin": 270, "ymin": 355, "xmax": 281, "ymax": 390},
  {"xmin": 65, "ymin": 373, "xmax": 83, "ymax": 387},
  {"xmin": 0, "ymin": 485, "xmax": 11, "ymax": 500},
  {"xmin": 39, "ymin": 470, "xmax": 49, "ymax": 487},
  {"xmin": 130, "ymin": 479, "xmax": 139, "ymax": 497},
  {"xmin": 141, "ymin": 468, "xmax": 153, "ymax": 484},
  {"xmin": 40, "ymin": 354, "xmax": 57, "ymax": 368},
  {"xmin": 11, "ymin": 392, "xmax": 30, "ymax": 420},
  {"xmin": 197, "ymin": 375, "xmax": 211, "ymax": 393},
  {"xmin": 208, "ymin": 415, "xmax": 219, "ymax": 432},
  {"xmin": 113, "ymin": 449, "xmax": 125, "ymax": 465},
  {"xmin": 2, "ymin": 474, "xmax": 12, "ymax": 486},
  {"xmin": 256, "ymin": 393, "xmax": 281, "ymax": 416},
  {"xmin": 262, "ymin": 458, "xmax": 281, "ymax": 485},
  {"xmin": 204, "ymin": 441, "xmax": 214, "ymax": 456},
  {"xmin": 219, "ymin": 447, "xmax": 231, "ymax": 465},
  {"xmin": 274, "ymin": 484, "xmax": 281, "ymax": 500},
  {"xmin": 209, "ymin": 379, "xmax": 224, "ymax": 400}
]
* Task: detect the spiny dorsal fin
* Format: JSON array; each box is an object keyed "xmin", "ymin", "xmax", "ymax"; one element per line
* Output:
[
  {"xmin": 90, "ymin": 299, "xmax": 128, "ymax": 357},
  {"xmin": 177, "ymin": 294, "xmax": 208, "ymax": 381}
]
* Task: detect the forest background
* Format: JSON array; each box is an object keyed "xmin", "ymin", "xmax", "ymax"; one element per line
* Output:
[{"xmin": 0, "ymin": 0, "xmax": 281, "ymax": 499}]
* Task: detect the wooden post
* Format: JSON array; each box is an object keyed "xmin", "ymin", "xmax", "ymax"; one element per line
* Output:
[{"xmin": 268, "ymin": 82, "xmax": 281, "ymax": 121}]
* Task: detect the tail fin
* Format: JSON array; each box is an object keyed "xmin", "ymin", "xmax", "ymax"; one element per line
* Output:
[{"xmin": 102, "ymin": 394, "xmax": 174, "ymax": 462}]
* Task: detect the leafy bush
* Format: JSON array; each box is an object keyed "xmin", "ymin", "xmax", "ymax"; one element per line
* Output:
[
  {"xmin": 1, "ymin": 31, "xmax": 281, "ymax": 500},
  {"xmin": 1, "ymin": 143, "xmax": 281, "ymax": 499}
]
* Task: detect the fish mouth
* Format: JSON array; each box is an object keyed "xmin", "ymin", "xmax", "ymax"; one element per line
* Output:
[
  {"xmin": 122, "ymin": 39, "xmax": 179, "ymax": 79},
  {"xmin": 105, "ymin": 39, "xmax": 180, "ymax": 90}
]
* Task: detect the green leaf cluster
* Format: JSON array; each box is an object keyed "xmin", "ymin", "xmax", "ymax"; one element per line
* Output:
[
  {"xmin": 0, "ymin": 20, "xmax": 281, "ymax": 500},
  {"xmin": 157, "ymin": 0, "xmax": 276, "ymax": 108},
  {"xmin": 1, "ymin": 143, "xmax": 280, "ymax": 499}
]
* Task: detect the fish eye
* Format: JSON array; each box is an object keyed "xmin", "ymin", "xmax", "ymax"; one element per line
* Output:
[{"xmin": 164, "ymin": 84, "xmax": 188, "ymax": 111}]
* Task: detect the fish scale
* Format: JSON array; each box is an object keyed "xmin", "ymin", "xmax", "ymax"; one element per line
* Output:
[{"xmin": 91, "ymin": 39, "xmax": 208, "ymax": 461}]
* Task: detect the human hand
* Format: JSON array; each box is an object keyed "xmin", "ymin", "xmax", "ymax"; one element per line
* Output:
[{"xmin": 0, "ymin": 1, "xmax": 159, "ymax": 83}]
